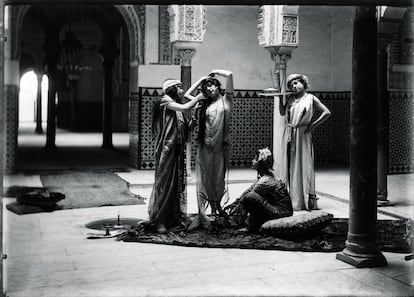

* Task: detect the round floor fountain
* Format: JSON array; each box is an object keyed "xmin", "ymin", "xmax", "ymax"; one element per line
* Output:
[{"xmin": 85, "ymin": 215, "xmax": 142, "ymax": 236}]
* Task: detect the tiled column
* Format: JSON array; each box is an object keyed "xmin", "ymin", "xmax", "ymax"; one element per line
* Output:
[
  {"xmin": 336, "ymin": 7, "xmax": 387, "ymax": 268},
  {"xmin": 4, "ymin": 84, "xmax": 18, "ymax": 173},
  {"xmin": 129, "ymin": 61, "xmax": 140, "ymax": 168},
  {"xmin": 4, "ymin": 55, "xmax": 19, "ymax": 173}
]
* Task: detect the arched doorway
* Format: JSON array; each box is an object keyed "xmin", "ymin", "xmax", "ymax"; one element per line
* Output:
[{"xmin": 12, "ymin": 5, "xmax": 136, "ymax": 171}]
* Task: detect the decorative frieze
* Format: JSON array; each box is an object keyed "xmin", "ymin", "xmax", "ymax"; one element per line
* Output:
[{"xmin": 159, "ymin": 5, "xmax": 172, "ymax": 64}]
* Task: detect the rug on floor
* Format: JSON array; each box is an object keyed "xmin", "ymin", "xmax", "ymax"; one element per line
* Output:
[
  {"xmin": 119, "ymin": 218, "xmax": 412, "ymax": 253},
  {"xmin": 6, "ymin": 170, "xmax": 146, "ymax": 214}
]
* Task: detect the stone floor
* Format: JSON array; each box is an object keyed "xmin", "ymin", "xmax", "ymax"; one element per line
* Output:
[{"xmin": 2, "ymin": 124, "xmax": 413, "ymax": 296}]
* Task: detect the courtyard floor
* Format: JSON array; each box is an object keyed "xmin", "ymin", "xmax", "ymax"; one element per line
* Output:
[{"xmin": 2, "ymin": 123, "xmax": 413, "ymax": 297}]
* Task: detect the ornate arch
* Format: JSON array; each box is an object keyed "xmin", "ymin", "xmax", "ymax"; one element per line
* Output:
[
  {"xmin": 12, "ymin": 5, "xmax": 145, "ymax": 65},
  {"xmin": 115, "ymin": 5, "xmax": 145, "ymax": 65},
  {"xmin": 10, "ymin": 5, "xmax": 31, "ymax": 60}
]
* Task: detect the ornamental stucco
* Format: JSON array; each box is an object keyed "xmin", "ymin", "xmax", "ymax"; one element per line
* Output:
[
  {"xmin": 116, "ymin": 5, "xmax": 145, "ymax": 64},
  {"xmin": 257, "ymin": 5, "xmax": 298, "ymax": 48},
  {"xmin": 169, "ymin": 5, "xmax": 206, "ymax": 43}
]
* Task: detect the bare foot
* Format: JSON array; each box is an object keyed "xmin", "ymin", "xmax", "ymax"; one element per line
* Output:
[
  {"xmin": 156, "ymin": 224, "xmax": 167, "ymax": 234},
  {"xmin": 187, "ymin": 215, "xmax": 212, "ymax": 231}
]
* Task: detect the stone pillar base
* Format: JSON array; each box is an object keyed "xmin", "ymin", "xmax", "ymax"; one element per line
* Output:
[
  {"xmin": 336, "ymin": 250, "xmax": 387, "ymax": 268},
  {"xmin": 377, "ymin": 190, "xmax": 391, "ymax": 206},
  {"xmin": 377, "ymin": 199, "xmax": 392, "ymax": 207}
]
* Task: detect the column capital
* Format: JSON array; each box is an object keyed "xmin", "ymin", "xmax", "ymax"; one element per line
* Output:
[
  {"xmin": 178, "ymin": 48, "xmax": 196, "ymax": 66},
  {"xmin": 270, "ymin": 52, "xmax": 291, "ymax": 71}
]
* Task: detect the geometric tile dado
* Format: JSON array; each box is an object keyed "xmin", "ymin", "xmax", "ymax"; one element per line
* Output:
[{"xmin": 133, "ymin": 88, "xmax": 412, "ymax": 174}]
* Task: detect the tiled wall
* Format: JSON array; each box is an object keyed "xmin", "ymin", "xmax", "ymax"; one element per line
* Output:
[
  {"xmin": 389, "ymin": 91, "xmax": 414, "ymax": 173},
  {"xmin": 312, "ymin": 91, "xmax": 350, "ymax": 164},
  {"xmin": 130, "ymin": 88, "xmax": 413, "ymax": 174},
  {"xmin": 4, "ymin": 85, "xmax": 18, "ymax": 173}
]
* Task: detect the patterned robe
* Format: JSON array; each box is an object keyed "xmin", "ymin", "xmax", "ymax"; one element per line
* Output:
[
  {"xmin": 241, "ymin": 175, "xmax": 293, "ymax": 230},
  {"xmin": 148, "ymin": 95, "xmax": 188, "ymax": 228}
]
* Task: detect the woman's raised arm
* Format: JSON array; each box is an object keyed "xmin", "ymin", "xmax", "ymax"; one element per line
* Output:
[
  {"xmin": 184, "ymin": 76, "xmax": 209, "ymax": 101},
  {"xmin": 209, "ymin": 69, "xmax": 233, "ymax": 94},
  {"xmin": 165, "ymin": 95, "xmax": 203, "ymax": 112}
]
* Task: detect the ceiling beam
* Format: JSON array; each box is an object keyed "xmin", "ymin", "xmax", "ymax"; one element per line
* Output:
[{"xmin": 4, "ymin": 0, "xmax": 413, "ymax": 7}]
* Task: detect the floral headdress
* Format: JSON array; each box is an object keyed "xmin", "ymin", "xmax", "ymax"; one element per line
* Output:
[{"xmin": 257, "ymin": 147, "xmax": 272, "ymax": 162}]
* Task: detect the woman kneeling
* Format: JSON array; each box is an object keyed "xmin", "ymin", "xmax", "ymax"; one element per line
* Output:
[{"xmin": 226, "ymin": 148, "xmax": 293, "ymax": 232}]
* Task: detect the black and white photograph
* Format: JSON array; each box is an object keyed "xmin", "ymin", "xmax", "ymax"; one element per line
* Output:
[{"xmin": 0, "ymin": 1, "xmax": 413, "ymax": 296}]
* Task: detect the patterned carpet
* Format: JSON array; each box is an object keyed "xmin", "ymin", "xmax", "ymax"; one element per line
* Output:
[
  {"xmin": 5, "ymin": 170, "xmax": 146, "ymax": 214},
  {"xmin": 118, "ymin": 218, "xmax": 412, "ymax": 253}
]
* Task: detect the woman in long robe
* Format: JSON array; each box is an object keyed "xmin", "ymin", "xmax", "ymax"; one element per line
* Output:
[
  {"xmin": 279, "ymin": 74, "xmax": 331, "ymax": 211},
  {"xmin": 149, "ymin": 78, "xmax": 206, "ymax": 233},
  {"xmin": 185, "ymin": 69, "xmax": 233, "ymax": 230}
]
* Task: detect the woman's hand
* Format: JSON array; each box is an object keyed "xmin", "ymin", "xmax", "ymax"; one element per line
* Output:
[
  {"xmin": 197, "ymin": 75, "xmax": 210, "ymax": 85},
  {"xmin": 185, "ymin": 76, "xmax": 210, "ymax": 101},
  {"xmin": 209, "ymin": 69, "xmax": 232, "ymax": 77},
  {"xmin": 305, "ymin": 123, "xmax": 314, "ymax": 134}
]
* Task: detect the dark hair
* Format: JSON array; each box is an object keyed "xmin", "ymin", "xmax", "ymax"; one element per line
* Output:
[
  {"xmin": 165, "ymin": 84, "xmax": 181, "ymax": 100},
  {"xmin": 197, "ymin": 77, "xmax": 225, "ymax": 142},
  {"xmin": 152, "ymin": 82, "xmax": 181, "ymax": 137},
  {"xmin": 200, "ymin": 77, "xmax": 224, "ymax": 98}
]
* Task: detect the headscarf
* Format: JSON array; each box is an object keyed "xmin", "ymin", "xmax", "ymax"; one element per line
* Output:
[
  {"xmin": 286, "ymin": 74, "xmax": 310, "ymax": 91},
  {"xmin": 162, "ymin": 79, "xmax": 181, "ymax": 94}
]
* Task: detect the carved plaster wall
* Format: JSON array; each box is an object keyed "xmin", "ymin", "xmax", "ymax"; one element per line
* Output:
[
  {"xmin": 400, "ymin": 8, "xmax": 414, "ymax": 64},
  {"xmin": 115, "ymin": 5, "xmax": 145, "ymax": 65}
]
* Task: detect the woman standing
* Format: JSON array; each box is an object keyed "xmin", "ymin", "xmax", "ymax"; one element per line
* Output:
[
  {"xmin": 279, "ymin": 74, "xmax": 331, "ymax": 211},
  {"xmin": 186, "ymin": 69, "xmax": 233, "ymax": 230},
  {"xmin": 149, "ymin": 78, "xmax": 206, "ymax": 233}
]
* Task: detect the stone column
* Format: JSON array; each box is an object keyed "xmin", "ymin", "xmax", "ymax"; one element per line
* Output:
[
  {"xmin": 179, "ymin": 49, "xmax": 195, "ymax": 91},
  {"xmin": 179, "ymin": 48, "xmax": 196, "ymax": 177},
  {"xmin": 45, "ymin": 68, "xmax": 57, "ymax": 150},
  {"xmin": 270, "ymin": 52, "xmax": 291, "ymax": 184},
  {"xmin": 102, "ymin": 57, "xmax": 114, "ymax": 148},
  {"xmin": 257, "ymin": 5, "xmax": 299, "ymax": 183},
  {"xmin": 35, "ymin": 73, "xmax": 43, "ymax": 134},
  {"xmin": 45, "ymin": 30, "xmax": 60, "ymax": 150},
  {"xmin": 69, "ymin": 78, "xmax": 78, "ymax": 130},
  {"xmin": 169, "ymin": 5, "xmax": 206, "ymax": 175},
  {"xmin": 102, "ymin": 37, "xmax": 117, "ymax": 149},
  {"xmin": 336, "ymin": 7, "xmax": 387, "ymax": 268}
]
